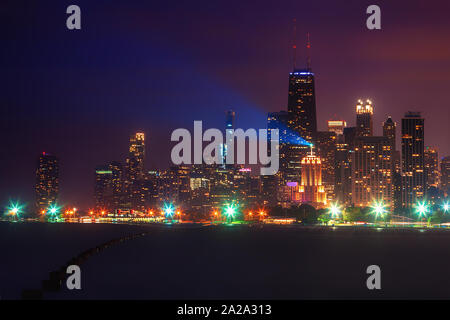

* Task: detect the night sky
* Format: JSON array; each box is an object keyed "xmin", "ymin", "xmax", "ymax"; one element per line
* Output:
[{"xmin": 1, "ymin": 0, "xmax": 449, "ymax": 209}]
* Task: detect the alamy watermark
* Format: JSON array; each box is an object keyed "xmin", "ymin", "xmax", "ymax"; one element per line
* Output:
[{"xmin": 170, "ymin": 121, "xmax": 279, "ymax": 175}]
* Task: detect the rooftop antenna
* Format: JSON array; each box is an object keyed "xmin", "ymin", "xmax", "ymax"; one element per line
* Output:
[
  {"xmin": 306, "ymin": 32, "xmax": 311, "ymax": 71},
  {"xmin": 292, "ymin": 18, "xmax": 297, "ymax": 70}
]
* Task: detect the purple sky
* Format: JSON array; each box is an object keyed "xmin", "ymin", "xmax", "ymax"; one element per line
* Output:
[{"xmin": 0, "ymin": 0, "xmax": 449, "ymax": 209}]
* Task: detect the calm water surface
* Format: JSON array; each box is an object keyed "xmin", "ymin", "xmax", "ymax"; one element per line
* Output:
[{"xmin": 1, "ymin": 222, "xmax": 450, "ymax": 299}]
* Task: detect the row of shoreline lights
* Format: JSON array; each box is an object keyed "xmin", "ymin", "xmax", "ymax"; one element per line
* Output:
[
  {"xmin": 5, "ymin": 200, "xmax": 449, "ymax": 222},
  {"xmin": 328, "ymin": 200, "xmax": 449, "ymax": 220},
  {"xmin": 6, "ymin": 202, "xmax": 62, "ymax": 219}
]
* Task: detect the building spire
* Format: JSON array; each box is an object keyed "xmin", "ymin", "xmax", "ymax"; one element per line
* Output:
[
  {"xmin": 306, "ymin": 32, "xmax": 311, "ymax": 71},
  {"xmin": 292, "ymin": 18, "xmax": 297, "ymax": 70}
]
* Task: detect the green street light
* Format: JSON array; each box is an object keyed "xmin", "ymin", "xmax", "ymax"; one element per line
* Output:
[
  {"xmin": 443, "ymin": 201, "xmax": 449, "ymax": 214},
  {"xmin": 328, "ymin": 202, "xmax": 341, "ymax": 219},
  {"xmin": 7, "ymin": 201, "xmax": 24, "ymax": 220},
  {"xmin": 224, "ymin": 204, "xmax": 237, "ymax": 223},
  {"xmin": 47, "ymin": 204, "xmax": 61, "ymax": 219},
  {"xmin": 370, "ymin": 200, "xmax": 387, "ymax": 220},
  {"xmin": 415, "ymin": 201, "xmax": 429, "ymax": 218},
  {"xmin": 163, "ymin": 203, "xmax": 175, "ymax": 219}
]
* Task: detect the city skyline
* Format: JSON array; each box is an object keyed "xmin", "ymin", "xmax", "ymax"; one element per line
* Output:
[{"xmin": 1, "ymin": 0, "xmax": 450, "ymax": 208}]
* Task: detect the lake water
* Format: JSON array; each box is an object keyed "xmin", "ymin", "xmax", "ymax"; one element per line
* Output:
[{"xmin": 1, "ymin": 222, "xmax": 450, "ymax": 299}]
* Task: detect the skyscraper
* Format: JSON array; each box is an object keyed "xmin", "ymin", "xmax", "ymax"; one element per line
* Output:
[
  {"xmin": 424, "ymin": 146, "xmax": 439, "ymax": 189},
  {"xmin": 127, "ymin": 132, "xmax": 145, "ymax": 181},
  {"xmin": 401, "ymin": 112, "xmax": 425, "ymax": 207},
  {"xmin": 382, "ymin": 116, "xmax": 400, "ymax": 209},
  {"xmin": 328, "ymin": 120, "xmax": 347, "ymax": 136},
  {"xmin": 316, "ymin": 131, "xmax": 337, "ymax": 202},
  {"xmin": 281, "ymin": 35, "xmax": 318, "ymax": 188},
  {"xmin": 441, "ymin": 156, "xmax": 450, "ymax": 196},
  {"xmin": 126, "ymin": 132, "xmax": 146, "ymax": 210},
  {"xmin": 352, "ymin": 136, "xmax": 393, "ymax": 207},
  {"xmin": 287, "ymin": 70, "xmax": 317, "ymax": 142},
  {"xmin": 383, "ymin": 116, "xmax": 400, "ymax": 173},
  {"xmin": 109, "ymin": 161, "xmax": 124, "ymax": 210},
  {"xmin": 35, "ymin": 152, "xmax": 59, "ymax": 215},
  {"xmin": 95, "ymin": 165, "xmax": 113, "ymax": 210},
  {"xmin": 383, "ymin": 116, "xmax": 396, "ymax": 151},
  {"xmin": 299, "ymin": 148, "xmax": 326, "ymax": 206},
  {"xmin": 356, "ymin": 99, "xmax": 374, "ymax": 137},
  {"xmin": 335, "ymin": 138, "xmax": 352, "ymax": 206}
]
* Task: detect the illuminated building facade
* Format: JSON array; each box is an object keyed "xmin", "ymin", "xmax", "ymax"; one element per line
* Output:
[
  {"xmin": 352, "ymin": 136, "xmax": 393, "ymax": 207},
  {"xmin": 335, "ymin": 139, "xmax": 352, "ymax": 205},
  {"xmin": 383, "ymin": 116, "xmax": 396, "ymax": 151},
  {"xmin": 109, "ymin": 161, "xmax": 124, "ymax": 210},
  {"xmin": 35, "ymin": 152, "xmax": 59, "ymax": 215},
  {"xmin": 401, "ymin": 112, "xmax": 425, "ymax": 207},
  {"xmin": 424, "ymin": 146, "xmax": 439, "ymax": 189},
  {"xmin": 125, "ymin": 132, "xmax": 146, "ymax": 210},
  {"xmin": 327, "ymin": 120, "xmax": 347, "ymax": 136},
  {"xmin": 383, "ymin": 116, "xmax": 400, "ymax": 173},
  {"xmin": 299, "ymin": 150, "xmax": 326, "ymax": 206},
  {"xmin": 441, "ymin": 156, "xmax": 450, "ymax": 196},
  {"xmin": 356, "ymin": 99, "xmax": 374, "ymax": 137},
  {"xmin": 127, "ymin": 132, "xmax": 145, "ymax": 181}
]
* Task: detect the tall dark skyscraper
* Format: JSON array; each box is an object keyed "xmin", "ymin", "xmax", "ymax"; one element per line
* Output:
[
  {"xmin": 94, "ymin": 161, "xmax": 124, "ymax": 212},
  {"xmin": 287, "ymin": 70, "xmax": 317, "ymax": 142},
  {"xmin": 356, "ymin": 99, "xmax": 374, "ymax": 137},
  {"xmin": 281, "ymin": 35, "xmax": 318, "ymax": 188},
  {"xmin": 35, "ymin": 152, "xmax": 59, "ymax": 214},
  {"xmin": 95, "ymin": 165, "xmax": 113, "ymax": 210},
  {"xmin": 401, "ymin": 112, "xmax": 425, "ymax": 208}
]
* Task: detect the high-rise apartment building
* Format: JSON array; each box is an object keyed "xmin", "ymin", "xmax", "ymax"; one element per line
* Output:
[
  {"xmin": 356, "ymin": 99, "xmax": 374, "ymax": 137},
  {"xmin": 441, "ymin": 156, "xmax": 450, "ymax": 196},
  {"xmin": 316, "ymin": 131, "xmax": 337, "ymax": 202},
  {"xmin": 352, "ymin": 136, "xmax": 393, "ymax": 207},
  {"xmin": 401, "ymin": 112, "xmax": 425, "ymax": 207},
  {"xmin": 95, "ymin": 165, "xmax": 113, "ymax": 210},
  {"xmin": 424, "ymin": 146, "xmax": 439, "ymax": 189},
  {"xmin": 35, "ymin": 152, "xmax": 59, "ymax": 214}
]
